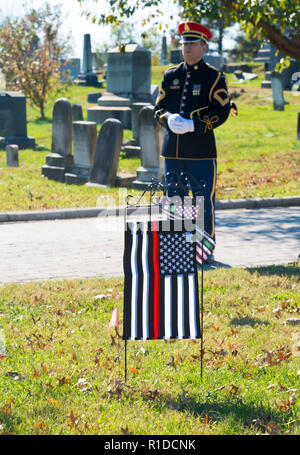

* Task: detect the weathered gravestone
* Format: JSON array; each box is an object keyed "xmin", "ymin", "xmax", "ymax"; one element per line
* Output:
[
  {"xmin": 88, "ymin": 119, "xmax": 123, "ymax": 187},
  {"xmin": 6, "ymin": 144, "xmax": 19, "ymax": 167},
  {"xmin": 77, "ymin": 34, "xmax": 101, "ymax": 87},
  {"xmin": 41, "ymin": 98, "xmax": 73, "ymax": 182},
  {"xmin": 271, "ymin": 72, "xmax": 285, "ymax": 111},
  {"xmin": 88, "ymin": 44, "xmax": 153, "ymax": 129},
  {"xmin": 170, "ymin": 49, "xmax": 183, "ymax": 64},
  {"xmin": 133, "ymin": 105, "xmax": 164, "ymax": 189},
  {"xmin": 160, "ymin": 33, "xmax": 168, "ymax": 65},
  {"xmin": 65, "ymin": 121, "xmax": 97, "ymax": 185},
  {"xmin": 72, "ymin": 104, "xmax": 83, "ymax": 121},
  {"xmin": 0, "ymin": 92, "xmax": 35, "ymax": 150}
]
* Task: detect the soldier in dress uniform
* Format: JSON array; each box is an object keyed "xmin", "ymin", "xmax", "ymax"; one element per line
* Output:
[{"xmin": 155, "ymin": 21, "xmax": 232, "ymax": 259}]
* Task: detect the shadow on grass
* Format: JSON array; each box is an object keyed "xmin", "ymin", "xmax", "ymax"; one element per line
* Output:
[
  {"xmin": 29, "ymin": 117, "xmax": 52, "ymax": 125},
  {"xmin": 229, "ymin": 315, "xmax": 269, "ymax": 327},
  {"xmin": 140, "ymin": 390, "xmax": 290, "ymax": 433},
  {"xmin": 246, "ymin": 264, "xmax": 300, "ymax": 279}
]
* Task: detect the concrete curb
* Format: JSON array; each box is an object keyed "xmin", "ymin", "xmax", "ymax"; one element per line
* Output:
[{"xmin": 0, "ymin": 196, "xmax": 300, "ymax": 223}]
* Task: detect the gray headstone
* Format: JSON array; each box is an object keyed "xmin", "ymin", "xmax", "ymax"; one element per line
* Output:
[
  {"xmin": 131, "ymin": 102, "xmax": 151, "ymax": 141},
  {"xmin": 106, "ymin": 44, "xmax": 152, "ymax": 103},
  {"xmin": 72, "ymin": 121, "xmax": 97, "ymax": 167},
  {"xmin": 72, "ymin": 104, "xmax": 83, "ymax": 121},
  {"xmin": 77, "ymin": 34, "xmax": 100, "ymax": 87},
  {"xmin": 0, "ymin": 92, "xmax": 35, "ymax": 150},
  {"xmin": 160, "ymin": 34, "xmax": 168, "ymax": 65},
  {"xmin": 205, "ymin": 54, "xmax": 222, "ymax": 71},
  {"xmin": 82, "ymin": 34, "xmax": 92, "ymax": 73},
  {"xmin": 133, "ymin": 106, "xmax": 164, "ymax": 188},
  {"xmin": 6, "ymin": 144, "xmax": 19, "ymax": 167},
  {"xmin": 271, "ymin": 73, "xmax": 285, "ymax": 111},
  {"xmin": 89, "ymin": 119, "xmax": 123, "ymax": 186},
  {"xmin": 170, "ymin": 49, "xmax": 183, "ymax": 64},
  {"xmin": 51, "ymin": 98, "xmax": 72, "ymax": 156},
  {"xmin": 64, "ymin": 121, "xmax": 97, "ymax": 184}
]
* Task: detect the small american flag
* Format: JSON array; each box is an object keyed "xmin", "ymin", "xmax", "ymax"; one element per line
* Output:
[
  {"xmin": 160, "ymin": 196, "xmax": 215, "ymax": 264},
  {"xmin": 123, "ymin": 220, "xmax": 201, "ymax": 341}
]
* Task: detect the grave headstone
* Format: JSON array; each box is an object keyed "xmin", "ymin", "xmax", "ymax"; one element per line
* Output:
[
  {"xmin": 88, "ymin": 44, "xmax": 153, "ymax": 128},
  {"xmin": 205, "ymin": 54, "xmax": 222, "ymax": 71},
  {"xmin": 88, "ymin": 92, "xmax": 102, "ymax": 103},
  {"xmin": 131, "ymin": 102, "xmax": 151, "ymax": 142},
  {"xmin": 160, "ymin": 33, "xmax": 168, "ymax": 65},
  {"xmin": 133, "ymin": 105, "xmax": 164, "ymax": 189},
  {"xmin": 77, "ymin": 34, "xmax": 101, "ymax": 87},
  {"xmin": 65, "ymin": 121, "xmax": 97, "ymax": 185},
  {"xmin": 41, "ymin": 98, "xmax": 73, "ymax": 182},
  {"xmin": 60, "ymin": 58, "xmax": 81, "ymax": 82},
  {"xmin": 271, "ymin": 72, "xmax": 285, "ymax": 111},
  {"xmin": 88, "ymin": 118, "xmax": 123, "ymax": 187},
  {"xmin": 170, "ymin": 49, "xmax": 183, "ymax": 64},
  {"xmin": 0, "ymin": 92, "xmax": 35, "ymax": 150},
  {"xmin": 6, "ymin": 144, "xmax": 19, "ymax": 167},
  {"xmin": 72, "ymin": 104, "xmax": 83, "ymax": 121}
]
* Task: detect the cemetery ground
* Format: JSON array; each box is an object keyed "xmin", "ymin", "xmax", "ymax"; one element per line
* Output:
[
  {"xmin": 0, "ymin": 64, "xmax": 299, "ymax": 436},
  {"xmin": 0, "ymin": 64, "xmax": 299, "ymax": 211},
  {"xmin": 0, "ymin": 266, "xmax": 299, "ymax": 435}
]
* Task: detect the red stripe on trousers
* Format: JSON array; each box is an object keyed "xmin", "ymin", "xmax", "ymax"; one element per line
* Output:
[{"xmin": 152, "ymin": 222, "xmax": 160, "ymax": 339}]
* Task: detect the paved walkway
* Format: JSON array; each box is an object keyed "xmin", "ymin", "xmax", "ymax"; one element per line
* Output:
[{"xmin": 0, "ymin": 206, "xmax": 299, "ymax": 284}]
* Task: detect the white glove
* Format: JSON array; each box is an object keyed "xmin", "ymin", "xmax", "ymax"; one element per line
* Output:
[{"xmin": 168, "ymin": 114, "xmax": 194, "ymax": 134}]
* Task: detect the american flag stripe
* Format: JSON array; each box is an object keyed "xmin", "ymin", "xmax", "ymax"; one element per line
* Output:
[{"xmin": 123, "ymin": 221, "xmax": 201, "ymax": 340}]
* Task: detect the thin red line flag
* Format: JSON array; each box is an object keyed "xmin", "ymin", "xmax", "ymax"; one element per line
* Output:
[{"xmin": 123, "ymin": 220, "xmax": 201, "ymax": 341}]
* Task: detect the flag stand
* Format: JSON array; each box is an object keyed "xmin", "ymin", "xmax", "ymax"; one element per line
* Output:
[{"xmin": 122, "ymin": 175, "xmax": 208, "ymax": 384}]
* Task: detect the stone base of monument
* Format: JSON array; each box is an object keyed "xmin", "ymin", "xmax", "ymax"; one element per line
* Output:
[
  {"xmin": 87, "ymin": 92, "xmax": 133, "ymax": 129},
  {"xmin": 41, "ymin": 153, "xmax": 74, "ymax": 183},
  {"xmin": 77, "ymin": 73, "xmax": 103, "ymax": 88},
  {"xmin": 65, "ymin": 164, "xmax": 91, "ymax": 185},
  {"xmin": 87, "ymin": 92, "xmax": 102, "ymax": 103},
  {"xmin": 64, "ymin": 173, "xmax": 89, "ymax": 185},
  {"xmin": 41, "ymin": 164, "xmax": 66, "ymax": 183},
  {"xmin": 122, "ymin": 145, "xmax": 141, "ymax": 158},
  {"xmin": 132, "ymin": 166, "xmax": 162, "ymax": 189},
  {"xmin": 87, "ymin": 106, "xmax": 132, "ymax": 129},
  {"xmin": 85, "ymin": 174, "xmax": 135, "ymax": 188},
  {"xmin": 0, "ymin": 136, "xmax": 35, "ymax": 150}
]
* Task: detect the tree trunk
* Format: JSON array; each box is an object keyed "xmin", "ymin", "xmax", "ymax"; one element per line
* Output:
[{"xmin": 258, "ymin": 20, "xmax": 300, "ymax": 63}]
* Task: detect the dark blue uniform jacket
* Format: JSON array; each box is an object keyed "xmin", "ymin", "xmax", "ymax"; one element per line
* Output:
[{"xmin": 154, "ymin": 58, "xmax": 231, "ymax": 160}]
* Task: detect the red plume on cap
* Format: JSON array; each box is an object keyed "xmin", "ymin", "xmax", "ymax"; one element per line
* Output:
[{"xmin": 178, "ymin": 21, "xmax": 212, "ymax": 43}]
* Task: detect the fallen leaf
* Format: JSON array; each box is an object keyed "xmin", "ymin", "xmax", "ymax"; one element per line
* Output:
[
  {"xmin": 58, "ymin": 376, "xmax": 71, "ymax": 386},
  {"xmin": 129, "ymin": 366, "xmax": 139, "ymax": 375},
  {"xmin": 48, "ymin": 397, "xmax": 58, "ymax": 407},
  {"xmin": 121, "ymin": 425, "xmax": 133, "ymax": 435},
  {"xmin": 67, "ymin": 410, "xmax": 80, "ymax": 430}
]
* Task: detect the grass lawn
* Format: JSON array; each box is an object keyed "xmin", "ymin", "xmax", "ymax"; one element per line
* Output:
[
  {"xmin": 0, "ymin": 65, "xmax": 299, "ymax": 211},
  {"xmin": 0, "ymin": 265, "xmax": 299, "ymax": 435}
]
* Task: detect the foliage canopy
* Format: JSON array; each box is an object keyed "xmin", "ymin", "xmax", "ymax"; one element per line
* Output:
[
  {"xmin": 0, "ymin": 3, "xmax": 72, "ymax": 119},
  {"xmin": 77, "ymin": 0, "xmax": 300, "ymax": 63}
]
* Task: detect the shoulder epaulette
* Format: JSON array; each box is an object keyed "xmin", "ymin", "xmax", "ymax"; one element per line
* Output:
[
  {"xmin": 205, "ymin": 62, "xmax": 219, "ymax": 73},
  {"xmin": 164, "ymin": 62, "xmax": 184, "ymax": 73}
]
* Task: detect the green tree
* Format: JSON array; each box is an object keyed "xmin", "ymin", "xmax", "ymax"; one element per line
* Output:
[
  {"xmin": 228, "ymin": 32, "xmax": 262, "ymax": 61},
  {"xmin": 0, "ymin": 3, "xmax": 72, "ymax": 119},
  {"xmin": 77, "ymin": 0, "xmax": 300, "ymax": 63}
]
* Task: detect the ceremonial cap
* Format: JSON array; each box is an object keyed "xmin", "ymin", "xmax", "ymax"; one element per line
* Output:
[{"xmin": 178, "ymin": 21, "xmax": 212, "ymax": 43}]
